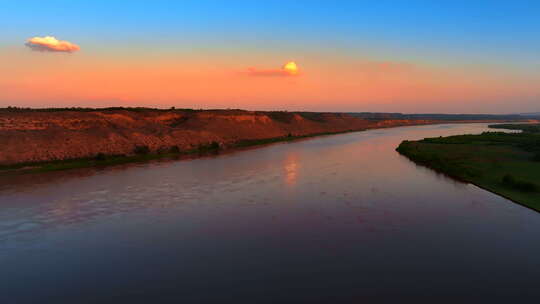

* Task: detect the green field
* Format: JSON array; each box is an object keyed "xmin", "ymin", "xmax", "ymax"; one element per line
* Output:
[{"xmin": 397, "ymin": 124, "xmax": 540, "ymax": 211}]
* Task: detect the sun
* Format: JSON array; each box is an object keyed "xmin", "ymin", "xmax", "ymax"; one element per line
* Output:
[{"xmin": 283, "ymin": 61, "xmax": 299, "ymax": 75}]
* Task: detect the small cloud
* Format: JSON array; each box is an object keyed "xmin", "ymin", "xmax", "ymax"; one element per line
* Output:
[
  {"xmin": 246, "ymin": 61, "xmax": 300, "ymax": 77},
  {"xmin": 25, "ymin": 36, "xmax": 80, "ymax": 53}
]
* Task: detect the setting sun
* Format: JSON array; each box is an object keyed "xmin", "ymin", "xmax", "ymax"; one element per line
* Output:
[{"xmin": 283, "ymin": 61, "xmax": 299, "ymax": 75}]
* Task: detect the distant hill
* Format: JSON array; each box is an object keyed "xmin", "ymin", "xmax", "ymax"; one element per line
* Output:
[
  {"xmin": 347, "ymin": 112, "xmax": 524, "ymax": 121},
  {"xmin": 517, "ymin": 112, "xmax": 540, "ymax": 117}
]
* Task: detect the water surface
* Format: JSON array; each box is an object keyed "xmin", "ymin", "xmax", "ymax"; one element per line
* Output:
[{"xmin": 1, "ymin": 123, "xmax": 539, "ymax": 303}]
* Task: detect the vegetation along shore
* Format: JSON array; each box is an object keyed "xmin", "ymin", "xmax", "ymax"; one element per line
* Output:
[{"xmin": 397, "ymin": 124, "xmax": 540, "ymax": 211}]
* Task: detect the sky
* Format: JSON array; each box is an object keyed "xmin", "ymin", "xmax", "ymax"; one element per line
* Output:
[{"xmin": 1, "ymin": 0, "xmax": 539, "ymax": 113}]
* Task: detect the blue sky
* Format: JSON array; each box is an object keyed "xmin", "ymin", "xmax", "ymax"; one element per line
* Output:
[{"xmin": 3, "ymin": 1, "xmax": 539, "ymax": 57}]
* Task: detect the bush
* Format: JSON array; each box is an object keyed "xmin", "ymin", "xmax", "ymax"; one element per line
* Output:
[
  {"xmin": 502, "ymin": 174, "xmax": 515, "ymax": 185},
  {"xmin": 94, "ymin": 153, "xmax": 107, "ymax": 161},
  {"xmin": 169, "ymin": 145, "xmax": 180, "ymax": 154},
  {"xmin": 133, "ymin": 145, "xmax": 150, "ymax": 155},
  {"xmin": 210, "ymin": 141, "xmax": 220, "ymax": 150},
  {"xmin": 516, "ymin": 182, "xmax": 538, "ymax": 192},
  {"xmin": 197, "ymin": 141, "xmax": 220, "ymax": 152},
  {"xmin": 502, "ymin": 174, "xmax": 538, "ymax": 192},
  {"xmin": 532, "ymin": 153, "xmax": 540, "ymax": 162}
]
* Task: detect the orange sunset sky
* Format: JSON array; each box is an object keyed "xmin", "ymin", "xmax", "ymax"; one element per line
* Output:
[{"xmin": 1, "ymin": 1, "xmax": 539, "ymax": 113}]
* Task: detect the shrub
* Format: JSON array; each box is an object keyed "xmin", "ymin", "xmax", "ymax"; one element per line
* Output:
[
  {"xmin": 502, "ymin": 174, "xmax": 538, "ymax": 192},
  {"xmin": 210, "ymin": 141, "xmax": 220, "ymax": 150},
  {"xmin": 133, "ymin": 145, "xmax": 150, "ymax": 155},
  {"xmin": 169, "ymin": 145, "xmax": 180, "ymax": 154},
  {"xmin": 197, "ymin": 141, "xmax": 220, "ymax": 152},
  {"xmin": 515, "ymin": 181, "xmax": 538, "ymax": 192},
  {"xmin": 94, "ymin": 153, "xmax": 107, "ymax": 161},
  {"xmin": 533, "ymin": 153, "xmax": 540, "ymax": 162},
  {"xmin": 502, "ymin": 174, "xmax": 516, "ymax": 185}
]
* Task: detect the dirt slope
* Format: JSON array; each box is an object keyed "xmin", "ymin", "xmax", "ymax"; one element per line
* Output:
[{"xmin": 0, "ymin": 109, "xmax": 433, "ymax": 165}]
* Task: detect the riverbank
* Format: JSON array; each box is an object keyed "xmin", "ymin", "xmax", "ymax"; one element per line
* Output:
[
  {"xmin": 0, "ymin": 129, "xmax": 362, "ymax": 174},
  {"xmin": 1, "ymin": 107, "xmax": 528, "ymax": 174},
  {"xmin": 396, "ymin": 124, "xmax": 540, "ymax": 211},
  {"xmin": 1, "ymin": 108, "xmax": 443, "ymax": 173}
]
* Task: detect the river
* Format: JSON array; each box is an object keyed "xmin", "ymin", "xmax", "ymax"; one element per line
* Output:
[{"xmin": 1, "ymin": 123, "xmax": 539, "ymax": 303}]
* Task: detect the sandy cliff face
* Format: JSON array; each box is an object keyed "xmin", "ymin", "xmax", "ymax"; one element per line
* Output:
[{"xmin": 0, "ymin": 109, "xmax": 431, "ymax": 165}]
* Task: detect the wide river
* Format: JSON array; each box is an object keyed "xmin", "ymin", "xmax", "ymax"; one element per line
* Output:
[{"xmin": 1, "ymin": 123, "xmax": 539, "ymax": 303}]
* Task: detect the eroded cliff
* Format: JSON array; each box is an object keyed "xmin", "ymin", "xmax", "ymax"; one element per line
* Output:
[{"xmin": 0, "ymin": 109, "xmax": 433, "ymax": 166}]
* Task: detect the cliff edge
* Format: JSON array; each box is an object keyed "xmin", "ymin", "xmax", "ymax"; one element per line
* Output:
[{"xmin": 0, "ymin": 108, "xmax": 433, "ymax": 166}]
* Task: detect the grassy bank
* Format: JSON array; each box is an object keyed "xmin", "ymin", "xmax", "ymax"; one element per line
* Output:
[
  {"xmin": 0, "ymin": 129, "xmax": 361, "ymax": 175},
  {"xmin": 396, "ymin": 125, "xmax": 540, "ymax": 211},
  {"xmin": 234, "ymin": 129, "xmax": 360, "ymax": 148}
]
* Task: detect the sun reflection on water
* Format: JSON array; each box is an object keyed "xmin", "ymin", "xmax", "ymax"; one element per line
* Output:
[{"xmin": 284, "ymin": 153, "xmax": 300, "ymax": 186}]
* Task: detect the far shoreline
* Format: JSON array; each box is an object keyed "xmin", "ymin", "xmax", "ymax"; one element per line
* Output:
[
  {"xmin": 396, "ymin": 123, "xmax": 540, "ymax": 212},
  {"xmin": 0, "ymin": 119, "xmax": 523, "ymax": 175}
]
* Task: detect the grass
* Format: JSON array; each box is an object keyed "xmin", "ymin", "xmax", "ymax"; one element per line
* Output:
[
  {"xmin": 397, "ymin": 127, "xmax": 540, "ymax": 211},
  {"xmin": 0, "ymin": 141, "xmax": 223, "ymax": 175},
  {"xmin": 0, "ymin": 153, "xmax": 179, "ymax": 174},
  {"xmin": 233, "ymin": 129, "xmax": 359, "ymax": 148},
  {"xmin": 0, "ymin": 130, "xmax": 361, "ymax": 175}
]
